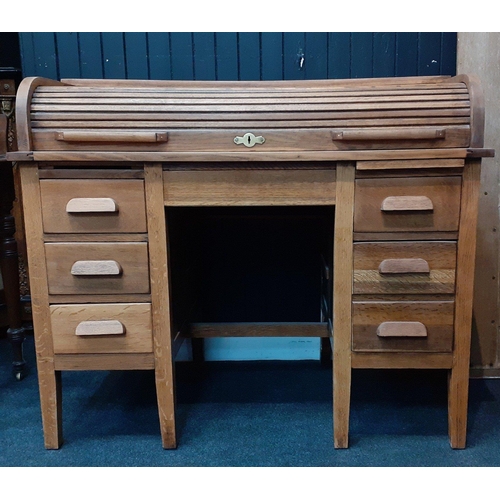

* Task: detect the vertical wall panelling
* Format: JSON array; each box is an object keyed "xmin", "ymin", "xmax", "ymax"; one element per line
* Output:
[
  {"xmin": 238, "ymin": 32, "xmax": 261, "ymax": 81},
  {"xmin": 327, "ymin": 33, "xmax": 351, "ymax": 79},
  {"xmin": 19, "ymin": 32, "xmax": 458, "ymax": 82},
  {"xmin": 101, "ymin": 32, "xmax": 126, "ymax": 79},
  {"xmin": 283, "ymin": 32, "xmax": 306, "ymax": 80},
  {"xmin": 304, "ymin": 32, "xmax": 328, "ymax": 80},
  {"xmin": 170, "ymin": 33, "xmax": 194, "ymax": 80},
  {"xmin": 418, "ymin": 32, "xmax": 443, "ymax": 76},
  {"xmin": 441, "ymin": 32, "xmax": 458, "ymax": 76},
  {"xmin": 261, "ymin": 32, "xmax": 283, "ymax": 80},
  {"xmin": 147, "ymin": 33, "xmax": 171, "ymax": 80},
  {"xmin": 351, "ymin": 32, "xmax": 374, "ymax": 78},
  {"xmin": 395, "ymin": 32, "xmax": 418, "ymax": 77},
  {"xmin": 373, "ymin": 32, "xmax": 396, "ymax": 78},
  {"xmin": 18, "ymin": 33, "xmax": 37, "ymax": 77},
  {"xmin": 79, "ymin": 33, "xmax": 104, "ymax": 79},
  {"xmin": 215, "ymin": 32, "xmax": 238, "ymax": 80},
  {"xmin": 31, "ymin": 32, "xmax": 58, "ymax": 80},
  {"xmin": 124, "ymin": 32, "xmax": 149, "ymax": 80},
  {"xmin": 54, "ymin": 33, "xmax": 80, "ymax": 79},
  {"xmin": 193, "ymin": 33, "xmax": 216, "ymax": 80}
]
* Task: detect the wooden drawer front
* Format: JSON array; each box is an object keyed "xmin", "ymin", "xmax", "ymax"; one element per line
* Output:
[
  {"xmin": 352, "ymin": 301, "xmax": 454, "ymax": 353},
  {"xmin": 353, "ymin": 241, "xmax": 457, "ymax": 294},
  {"xmin": 40, "ymin": 179, "xmax": 147, "ymax": 233},
  {"xmin": 45, "ymin": 242, "xmax": 150, "ymax": 295},
  {"xmin": 50, "ymin": 303, "xmax": 153, "ymax": 354},
  {"xmin": 354, "ymin": 177, "xmax": 461, "ymax": 233}
]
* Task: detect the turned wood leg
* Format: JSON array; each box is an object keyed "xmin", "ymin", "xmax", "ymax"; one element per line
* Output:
[{"xmin": 0, "ymin": 167, "xmax": 26, "ymax": 380}]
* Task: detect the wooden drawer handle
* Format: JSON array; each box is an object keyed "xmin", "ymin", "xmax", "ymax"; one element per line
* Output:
[
  {"xmin": 332, "ymin": 128, "xmax": 446, "ymax": 141},
  {"xmin": 378, "ymin": 258, "xmax": 430, "ymax": 274},
  {"xmin": 66, "ymin": 197, "xmax": 118, "ymax": 213},
  {"xmin": 56, "ymin": 131, "xmax": 168, "ymax": 143},
  {"xmin": 71, "ymin": 260, "xmax": 122, "ymax": 276},
  {"xmin": 377, "ymin": 321, "xmax": 428, "ymax": 338},
  {"xmin": 76, "ymin": 320, "xmax": 125, "ymax": 336},
  {"xmin": 381, "ymin": 195, "xmax": 433, "ymax": 212}
]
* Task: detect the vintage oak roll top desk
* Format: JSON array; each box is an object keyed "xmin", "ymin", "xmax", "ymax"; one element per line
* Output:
[{"xmin": 9, "ymin": 75, "xmax": 494, "ymax": 449}]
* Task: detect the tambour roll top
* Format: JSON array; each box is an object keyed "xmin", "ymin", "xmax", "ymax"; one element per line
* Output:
[{"xmin": 12, "ymin": 74, "xmax": 491, "ymax": 161}]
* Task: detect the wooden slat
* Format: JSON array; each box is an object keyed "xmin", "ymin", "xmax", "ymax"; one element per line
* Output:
[
  {"xmin": 33, "ymin": 87, "xmax": 469, "ymax": 98},
  {"xmin": 53, "ymin": 353, "xmax": 155, "ymax": 370},
  {"xmin": 31, "ymin": 94, "xmax": 470, "ymax": 106},
  {"xmin": 31, "ymin": 100, "xmax": 470, "ymax": 113},
  {"xmin": 31, "ymin": 117, "xmax": 472, "ymax": 130},
  {"xmin": 351, "ymin": 352, "xmax": 453, "ymax": 369},
  {"xmin": 163, "ymin": 169, "xmax": 336, "ymax": 206},
  {"xmin": 31, "ymin": 108, "xmax": 472, "ymax": 122},
  {"xmin": 187, "ymin": 322, "xmax": 329, "ymax": 338},
  {"xmin": 29, "ymin": 149, "xmax": 470, "ymax": 163}
]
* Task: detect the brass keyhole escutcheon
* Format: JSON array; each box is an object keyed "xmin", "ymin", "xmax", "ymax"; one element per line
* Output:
[{"xmin": 234, "ymin": 132, "xmax": 266, "ymax": 148}]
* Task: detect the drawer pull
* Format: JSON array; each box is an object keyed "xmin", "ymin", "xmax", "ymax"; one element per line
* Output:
[
  {"xmin": 378, "ymin": 258, "xmax": 430, "ymax": 274},
  {"xmin": 377, "ymin": 321, "xmax": 428, "ymax": 338},
  {"xmin": 331, "ymin": 128, "xmax": 446, "ymax": 141},
  {"xmin": 56, "ymin": 131, "xmax": 168, "ymax": 143},
  {"xmin": 381, "ymin": 195, "xmax": 433, "ymax": 212},
  {"xmin": 75, "ymin": 320, "xmax": 125, "ymax": 336},
  {"xmin": 71, "ymin": 260, "xmax": 122, "ymax": 276},
  {"xmin": 66, "ymin": 197, "xmax": 118, "ymax": 213}
]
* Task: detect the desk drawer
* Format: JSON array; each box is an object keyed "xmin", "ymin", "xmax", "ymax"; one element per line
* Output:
[
  {"xmin": 353, "ymin": 241, "xmax": 457, "ymax": 294},
  {"xmin": 45, "ymin": 242, "xmax": 150, "ymax": 295},
  {"xmin": 50, "ymin": 303, "xmax": 153, "ymax": 354},
  {"xmin": 352, "ymin": 300, "xmax": 454, "ymax": 352},
  {"xmin": 40, "ymin": 179, "xmax": 147, "ymax": 234},
  {"xmin": 354, "ymin": 176, "xmax": 461, "ymax": 233}
]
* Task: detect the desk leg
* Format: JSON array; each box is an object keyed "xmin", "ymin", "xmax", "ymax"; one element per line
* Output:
[
  {"xmin": 448, "ymin": 159, "xmax": 481, "ymax": 448},
  {"xmin": 19, "ymin": 163, "xmax": 63, "ymax": 448},
  {"xmin": 333, "ymin": 164, "xmax": 355, "ymax": 448},
  {"xmin": 145, "ymin": 164, "xmax": 177, "ymax": 449}
]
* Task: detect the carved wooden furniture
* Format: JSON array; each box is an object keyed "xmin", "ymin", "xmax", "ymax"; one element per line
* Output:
[
  {"xmin": 1, "ymin": 76, "xmax": 26, "ymax": 380},
  {"xmin": 8, "ymin": 75, "xmax": 493, "ymax": 449}
]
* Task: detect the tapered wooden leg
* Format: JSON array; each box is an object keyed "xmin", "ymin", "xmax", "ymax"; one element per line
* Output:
[
  {"xmin": 333, "ymin": 163, "xmax": 356, "ymax": 448},
  {"xmin": 145, "ymin": 164, "xmax": 177, "ymax": 449},
  {"xmin": 19, "ymin": 163, "xmax": 63, "ymax": 448},
  {"xmin": 37, "ymin": 366, "xmax": 63, "ymax": 449},
  {"xmin": 448, "ymin": 159, "xmax": 481, "ymax": 448}
]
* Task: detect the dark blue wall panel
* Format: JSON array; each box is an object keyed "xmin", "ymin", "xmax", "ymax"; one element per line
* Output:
[{"xmin": 18, "ymin": 32, "xmax": 457, "ymax": 81}]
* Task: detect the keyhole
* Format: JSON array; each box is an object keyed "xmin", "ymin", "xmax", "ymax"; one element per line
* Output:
[{"xmin": 247, "ymin": 135, "xmax": 251, "ymax": 145}]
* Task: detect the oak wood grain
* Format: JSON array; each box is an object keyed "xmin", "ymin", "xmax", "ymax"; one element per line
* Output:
[
  {"xmin": 163, "ymin": 169, "xmax": 337, "ymax": 206},
  {"xmin": 333, "ymin": 163, "xmax": 355, "ymax": 449},
  {"xmin": 40, "ymin": 179, "xmax": 146, "ymax": 233},
  {"xmin": 144, "ymin": 163, "xmax": 177, "ymax": 449},
  {"xmin": 50, "ymin": 303, "xmax": 153, "ymax": 354},
  {"xmin": 19, "ymin": 162, "xmax": 63, "ymax": 449}
]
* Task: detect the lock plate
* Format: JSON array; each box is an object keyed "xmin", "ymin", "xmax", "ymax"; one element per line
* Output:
[{"xmin": 234, "ymin": 132, "xmax": 265, "ymax": 148}]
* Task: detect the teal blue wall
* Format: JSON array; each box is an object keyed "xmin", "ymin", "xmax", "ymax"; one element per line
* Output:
[
  {"xmin": 19, "ymin": 32, "xmax": 457, "ymax": 81},
  {"xmin": 17, "ymin": 32, "xmax": 458, "ymax": 361}
]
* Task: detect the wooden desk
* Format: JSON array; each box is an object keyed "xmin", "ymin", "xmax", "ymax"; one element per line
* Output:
[{"xmin": 9, "ymin": 75, "xmax": 494, "ymax": 449}]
